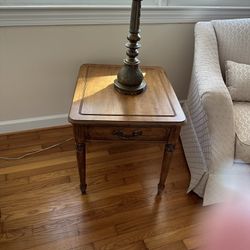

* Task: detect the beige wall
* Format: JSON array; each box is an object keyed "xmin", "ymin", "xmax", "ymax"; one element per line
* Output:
[{"xmin": 0, "ymin": 23, "xmax": 194, "ymax": 122}]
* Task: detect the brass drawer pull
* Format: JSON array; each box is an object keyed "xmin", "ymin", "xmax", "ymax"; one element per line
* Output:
[{"xmin": 112, "ymin": 130, "xmax": 143, "ymax": 139}]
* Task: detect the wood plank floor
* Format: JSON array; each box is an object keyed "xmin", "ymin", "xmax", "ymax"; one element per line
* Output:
[{"xmin": 0, "ymin": 126, "xmax": 203, "ymax": 250}]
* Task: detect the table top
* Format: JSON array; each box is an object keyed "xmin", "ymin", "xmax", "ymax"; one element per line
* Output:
[{"xmin": 69, "ymin": 64, "xmax": 185, "ymax": 125}]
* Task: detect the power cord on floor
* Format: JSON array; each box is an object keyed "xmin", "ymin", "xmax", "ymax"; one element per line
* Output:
[{"xmin": 0, "ymin": 137, "xmax": 74, "ymax": 161}]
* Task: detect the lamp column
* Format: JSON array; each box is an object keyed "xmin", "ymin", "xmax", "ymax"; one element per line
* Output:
[{"xmin": 114, "ymin": 0, "xmax": 147, "ymax": 95}]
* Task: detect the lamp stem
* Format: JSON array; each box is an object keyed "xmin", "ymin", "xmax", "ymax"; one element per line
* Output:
[
  {"xmin": 114, "ymin": 0, "xmax": 146, "ymax": 95},
  {"xmin": 130, "ymin": 0, "xmax": 141, "ymax": 33}
]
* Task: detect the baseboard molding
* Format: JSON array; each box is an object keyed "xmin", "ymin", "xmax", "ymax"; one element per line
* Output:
[
  {"xmin": 179, "ymin": 99, "xmax": 186, "ymax": 105},
  {"xmin": 0, "ymin": 100, "xmax": 187, "ymax": 134},
  {"xmin": 0, "ymin": 114, "xmax": 69, "ymax": 134}
]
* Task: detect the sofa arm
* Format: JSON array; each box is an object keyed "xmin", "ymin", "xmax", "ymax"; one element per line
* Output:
[
  {"xmin": 188, "ymin": 22, "xmax": 235, "ymax": 173},
  {"xmin": 201, "ymin": 91, "xmax": 235, "ymax": 172}
]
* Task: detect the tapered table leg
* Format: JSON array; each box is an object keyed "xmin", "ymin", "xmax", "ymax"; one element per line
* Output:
[
  {"xmin": 76, "ymin": 142, "xmax": 87, "ymax": 194},
  {"xmin": 158, "ymin": 143, "xmax": 175, "ymax": 195}
]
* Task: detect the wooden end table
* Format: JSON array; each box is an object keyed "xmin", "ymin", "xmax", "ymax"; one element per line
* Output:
[{"xmin": 69, "ymin": 64, "xmax": 185, "ymax": 195}]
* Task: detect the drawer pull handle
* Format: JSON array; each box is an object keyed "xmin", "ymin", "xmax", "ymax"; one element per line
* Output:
[{"xmin": 112, "ymin": 130, "xmax": 143, "ymax": 139}]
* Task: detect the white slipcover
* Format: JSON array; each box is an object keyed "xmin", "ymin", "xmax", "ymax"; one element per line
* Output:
[
  {"xmin": 234, "ymin": 102, "xmax": 250, "ymax": 164},
  {"xmin": 181, "ymin": 18, "xmax": 250, "ymax": 205}
]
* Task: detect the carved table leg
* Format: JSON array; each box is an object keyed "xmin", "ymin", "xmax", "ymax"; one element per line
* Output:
[
  {"xmin": 158, "ymin": 143, "xmax": 176, "ymax": 195},
  {"xmin": 76, "ymin": 142, "xmax": 87, "ymax": 194}
]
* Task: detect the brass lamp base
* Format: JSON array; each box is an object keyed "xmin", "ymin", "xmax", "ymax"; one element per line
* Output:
[
  {"xmin": 114, "ymin": 79, "xmax": 146, "ymax": 95},
  {"xmin": 115, "ymin": 0, "xmax": 146, "ymax": 96}
]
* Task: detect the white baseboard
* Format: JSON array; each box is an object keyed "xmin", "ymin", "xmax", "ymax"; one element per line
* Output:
[
  {"xmin": 179, "ymin": 99, "xmax": 186, "ymax": 105},
  {"xmin": 0, "ymin": 114, "xmax": 69, "ymax": 134},
  {"xmin": 0, "ymin": 100, "xmax": 187, "ymax": 134}
]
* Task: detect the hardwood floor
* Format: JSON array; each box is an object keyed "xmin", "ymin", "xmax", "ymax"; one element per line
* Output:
[{"xmin": 0, "ymin": 126, "xmax": 203, "ymax": 250}]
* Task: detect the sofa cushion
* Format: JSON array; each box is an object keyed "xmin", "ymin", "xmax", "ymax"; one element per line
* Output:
[
  {"xmin": 212, "ymin": 19, "xmax": 250, "ymax": 74},
  {"xmin": 226, "ymin": 61, "xmax": 250, "ymax": 101},
  {"xmin": 234, "ymin": 102, "xmax": 250, "ymax": 163}
]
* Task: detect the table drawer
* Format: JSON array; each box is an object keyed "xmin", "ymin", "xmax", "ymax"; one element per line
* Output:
[{"xmin": 86, "ymin": 126, "xmax": 170, "ymax": 141}]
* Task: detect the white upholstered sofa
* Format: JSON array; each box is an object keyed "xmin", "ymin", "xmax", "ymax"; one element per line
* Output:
[{"xmin": 181, "ymin": 18, "xmax": 250, "ymax": 205}]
